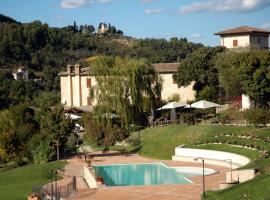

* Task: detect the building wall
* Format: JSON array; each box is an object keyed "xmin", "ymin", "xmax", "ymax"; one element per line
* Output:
[
  {"xmin": 250, "ymin": 35, "xmax": 269, "ymax": 49},
  {"xmin": 60, "ymin": 76, "xmax": 69, "ymax": 105},
  {"xmin": 221, "ymin": 35, "xmax": 250, "ymax": 49},
  {"xmin": 60, "ymin": 72, "xmax": 195, "ymax": 108},
  {"xmin": 160, "ymin": 73, "xmax": 195, "ymax": 103},
  {"xmin": 81, "ymin": 76, "xmax": 98, "ymax": 106},
  {"xmin": 72, "ymin": 75, "xmax": 81, "ymax": 107}
]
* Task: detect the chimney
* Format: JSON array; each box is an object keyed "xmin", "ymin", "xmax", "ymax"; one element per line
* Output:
[
  {"xmin": 75, "ymin": 64, "xmax": 81, "ymax": 75},
  {"xmin": 67, "ymin": 65, "xmax": 72, "ymax": 74}
]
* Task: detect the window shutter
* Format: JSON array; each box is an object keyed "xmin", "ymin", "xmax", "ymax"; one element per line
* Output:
[
  {"xmin": 87, "ymin": 78, "xmax": 91, "ymax": 88},
  {"xmin": 233, "ymin": 40, "xmax": 238, "ymax": 47}
]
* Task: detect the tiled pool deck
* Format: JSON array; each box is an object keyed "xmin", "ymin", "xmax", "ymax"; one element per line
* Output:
[{"xmin": 70, "ymin": 152, "xmax": 229, "ymax": 200}]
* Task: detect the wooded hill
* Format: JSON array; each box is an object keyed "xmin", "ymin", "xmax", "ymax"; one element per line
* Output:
[{"xmin": 0, "ymin": 13, "xmax": 203, "ymax": 73}]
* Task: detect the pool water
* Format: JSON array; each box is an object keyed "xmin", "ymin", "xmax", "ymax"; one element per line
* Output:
[{"xmin": 93, "ymin": 163, "xmax": 215, "ymax": 186}]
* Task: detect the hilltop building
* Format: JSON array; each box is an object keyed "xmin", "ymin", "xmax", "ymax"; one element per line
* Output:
[
  {"xmin": 97, "ymin": 23, "xmax": 108, "ymax": 34},
  {"xmin": 12, "ymin": 67, "xmax": 29, "ymax": 81},
  {"xmin": 214, "ymin": 26, "xmax": 270, "ymax": 49},
  {"xmin": 59, "ymin": 63, "xmax": 195, "ymax": 111}
]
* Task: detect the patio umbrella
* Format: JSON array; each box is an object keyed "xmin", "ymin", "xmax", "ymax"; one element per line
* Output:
[
  {"xmin": 157, "ymin": 102, "xmax": 189, "ymax": 110},
  {"xmin": 187, "ymin": 100, "xmax": 221, "ymax": 109},
  {"xmin": 157, "ymin": 102, "xmax": 189, "ymax": 121}
]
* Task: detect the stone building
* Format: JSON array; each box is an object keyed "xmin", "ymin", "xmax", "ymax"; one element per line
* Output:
[
  {"xmin": 59, "ymin": 63, "xmax": 195, "ymax": 111},
  {"xmin": 214, "ymin": 26, "xmax": 269, "ymax": 49}
]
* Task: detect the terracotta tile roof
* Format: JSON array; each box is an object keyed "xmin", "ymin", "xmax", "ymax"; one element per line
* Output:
[
  {"xmin": 214, "ymin": 26, "xmax": 270, "ymax": 36},
  {"xmin": 59, "ymin": 63, "xmax": 180, "ymax": 76},
  {"xmin": 152, "ymin": 63, "xmax": 179, "ymax": 73}
]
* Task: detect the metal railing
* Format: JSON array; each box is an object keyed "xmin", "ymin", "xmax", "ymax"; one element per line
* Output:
[{"xmin": 32, "ymin": 176, "xmax": 77, "ymax": 200}]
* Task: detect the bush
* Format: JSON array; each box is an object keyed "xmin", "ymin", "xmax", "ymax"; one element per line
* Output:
[
  {"xmin": 28, "ymin": 134, "xmax": 55, "ymax": 164},
  {"xmin": 244, "ymin": 108, "xmax": 269, "ymax": 127},
  {"xmin": 126, "ymin": 135, "xmax": 141, "ymax": 146}
]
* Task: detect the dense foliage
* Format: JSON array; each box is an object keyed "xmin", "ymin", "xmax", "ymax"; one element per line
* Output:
[
  {"xmin": 215, "ymin": 50, "xmax": 270, "ymax": 106},
  {"xmin": 173, "ymin": 46, "xmax": 225, "ymax": 101},
  {"xmin": 0, "ymin": 14, "xmax": 202, "ymax": 92},
  {"xmin": 88, "ymin": 56, "xmax": 161, "ymax": 128},
  {"xmin": 0, "ymin": 104, "xmax": 74, "ymax": 165}
]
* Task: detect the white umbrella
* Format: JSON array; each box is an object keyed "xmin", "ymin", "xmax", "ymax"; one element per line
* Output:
[
  {"xmin": 157, "ymin": 102, "xmax": 189, "ymax": 121},
  {"xmin": 187, "ymin": 100, "xmax": 221, "ymax": 109},
  {"xmin": 65, "ymin": 113, "xmax": 82, "ymax": 120},
  {"xmin": 157, "ymin": 102, "xmax": 189, "ymax": 110}
]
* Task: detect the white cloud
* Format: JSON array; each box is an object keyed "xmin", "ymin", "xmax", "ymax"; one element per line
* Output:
[
  {"xmin": 180, "ymin": 0, "xmax": 270, "ymax": 14},
  {"xmin": 262, "ymin": 22, "xmax": 270, "ymax": 30},
  {"xmin": 145, "ymin": 8, "xmax": 165, "ymax": 14},
  {"xmin": 191, "ymin": 33, "xmax": 204, "ymax": 39},
  {"xmin": 60, "ymin": 0, "xmax": 93, "ymax": 9},
  {"xmin": 97, "ymin": 0, "xmax": 112, "ymax": 3}
]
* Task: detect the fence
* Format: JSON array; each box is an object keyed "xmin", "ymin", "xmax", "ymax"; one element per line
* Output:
[{"xmin": 32, "ymin": 176, "xmax": 77, "ymax": 200}]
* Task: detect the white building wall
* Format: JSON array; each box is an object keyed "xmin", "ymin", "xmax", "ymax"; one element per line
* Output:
[
  {"xmin": 72, "ymin": 75, "xmax": 81, "ymax": 107},
  {"xmin": 242, "ymin": 94, "xmax": 251, "ymax": 110},
  {"xmin": 81, "ymin": 76, "xmax": 98, "ymax": 106},
  {"xmin": 222, "ymin": 35, "xmax": 250, "ymax": 48},
  {"xmin": 60, "ymin": 76, "xmax": 69, "ymax": 105},
  {"xmin": 160, "ymin": 73, "xmax": 195, "ymax": 103}
]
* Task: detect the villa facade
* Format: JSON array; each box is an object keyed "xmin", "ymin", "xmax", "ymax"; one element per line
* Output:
[
  {"xmin": 59, "ymin": 63, "xmax": 195, "ymax": 111},
  {"xmin": 214, "ymin": 26, "xmax": 270, "ymax": 49}
]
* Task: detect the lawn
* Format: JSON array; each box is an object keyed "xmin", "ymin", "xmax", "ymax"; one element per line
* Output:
[
  {"xmin": 204, "ymin": 173, "xmax": 270, "ymax": 200},
  {"xmin": 139, "ymin": 125, "xmax": 265, "ymax": 160},
  {"xmin": 0, "ymin": 161, "xmax": 65, "ymax": 200}
]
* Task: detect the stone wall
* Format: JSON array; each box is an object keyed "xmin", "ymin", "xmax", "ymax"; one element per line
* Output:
[
  {"xmin": 226, "ymin": 169, "xmax": 255, "ymax": 183},
  {"xmin": 84, "ymin": 165, "xmax": 97, "ymax": 188}
]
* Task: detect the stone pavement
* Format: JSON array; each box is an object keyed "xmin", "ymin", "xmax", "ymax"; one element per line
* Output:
[{"xmin": 68, "ymin": 153, "xmax": 229, "ymax": 200}]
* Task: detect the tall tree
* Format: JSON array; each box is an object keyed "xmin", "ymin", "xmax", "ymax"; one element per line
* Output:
[
  {"xmin": 173, "ymin": 46, "xmax": 225, "ymax": 101},
  {"xmin": 88, "ymin": 56, "xmax": 162, "ymax": 128}
]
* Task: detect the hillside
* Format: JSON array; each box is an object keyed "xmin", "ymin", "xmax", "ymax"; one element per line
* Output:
[{"xmin": 0, "ymin": 14, "xmax": 203, "ymax": 73}]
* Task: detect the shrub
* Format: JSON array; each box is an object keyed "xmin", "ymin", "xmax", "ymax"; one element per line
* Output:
[
  {"xmin": 244, "ymin": 108, "xmax": 269, "ymax": 127},
  {"xmin": 28, "ymin": 134, "xmax": 55, "ymax": 164},
  {"xmin": 126, "ymin": 135, "xmax": 140, "ymax": 146}
]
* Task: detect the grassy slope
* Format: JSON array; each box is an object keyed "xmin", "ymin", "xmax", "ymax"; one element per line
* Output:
[
  {"xmin": 204, "ymin": 174, "xmax": 270, "ymax": 200},
  {"xmin": 0, "ymin": 161, "xmax": 65, "ymax": 200},
  {"xmin": 139, "ymin": 125, "xmax": 262, "ymax": 160}
]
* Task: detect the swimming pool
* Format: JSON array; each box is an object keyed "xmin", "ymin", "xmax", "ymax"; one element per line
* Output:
[{"xmin": 93, "ymin": 163, "xmax": 216, "ymax": 186}]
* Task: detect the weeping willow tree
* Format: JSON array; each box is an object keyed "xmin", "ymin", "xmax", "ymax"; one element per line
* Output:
[{"xmin": 88, "ymin": 56, "xmax": 162, "ymax": 129}]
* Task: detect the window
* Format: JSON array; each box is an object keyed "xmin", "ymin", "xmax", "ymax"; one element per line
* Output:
[
  {"xmin": 233, "ymin": 40, "xmax": 238, "ymax": 47},
  {"xmin": 87, "ymin": 97, "xmax": 92, "ymax": 105},
  {"xmin": 86, "ymin": 78, "xmax": 91, "ymax": 88}
]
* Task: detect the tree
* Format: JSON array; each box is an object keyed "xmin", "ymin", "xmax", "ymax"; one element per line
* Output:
[
  {"xmin": 0, "ymin": 110, "xmax": 16, "ymax": 165},
  {"xmin": 88, "ymin": 56, "xmax": 162, "ymax": 128},
  {"xmin": 214, "ymin": 51, "xmax": 243, "ymax": 98},
  {"xmin": 237, "ymin": 51, "xmax": 270, "ymax": 106},
  {"xmin": 173, "ymin": 46, "xmax": 225, "ymax": 101},
  {"xmin": 215, "ymin": 50, "xmax": 270, "ymax": 106},
  {"xmin": 39, "ymin": 105, "xmax": 74, "ymax": 159},
  {"xmin": 0, "ymin": 104, "xmax": 36, "ymax": 165}
]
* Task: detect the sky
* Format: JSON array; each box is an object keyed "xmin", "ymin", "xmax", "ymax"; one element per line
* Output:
[{"xmin": 1, "ymin": 0, "xmax": 270, "ymax": 46}]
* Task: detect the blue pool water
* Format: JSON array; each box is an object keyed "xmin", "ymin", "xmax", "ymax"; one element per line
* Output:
[{"xmin": 93, "ymin": 163, "xmax": 214, "ymax": 186}]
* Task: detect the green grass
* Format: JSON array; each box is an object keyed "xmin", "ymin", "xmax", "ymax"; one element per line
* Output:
[
  {"xmin": 0, "ymin": 161, "xmax": 65, "ymax": 200},
  {"xmin": 204, "ymin": 173, "xmax": 270, "ymax": 200},
  {"xmin": 139, "ymin": 125, "xmax": 267, "ymax": 160}
]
